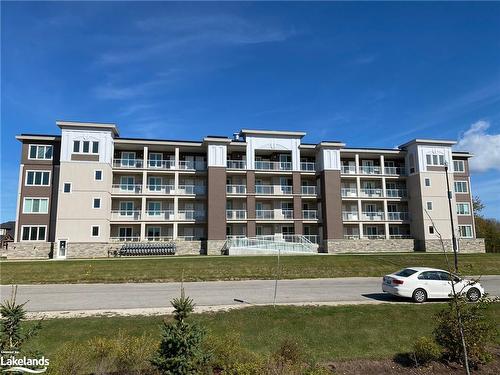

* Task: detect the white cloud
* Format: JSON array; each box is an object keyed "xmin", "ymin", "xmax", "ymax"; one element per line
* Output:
[{"xmin": 455, "ymin": 120, "xmax": 500, "ymax": 172}]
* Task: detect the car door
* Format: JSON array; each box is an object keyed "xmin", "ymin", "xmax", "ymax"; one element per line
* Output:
[{"xmin": 418, "ymin": 271, "xmax": 449, "ymax": 298}]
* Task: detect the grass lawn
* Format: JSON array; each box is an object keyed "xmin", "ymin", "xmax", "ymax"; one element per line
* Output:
[
  {"xmin": 26, "ymin": 303, "xmax": 500, "ymax": 361},
  {"xmin": 1, "ymin": 253, "xmax": 499, "ymax": 285}
]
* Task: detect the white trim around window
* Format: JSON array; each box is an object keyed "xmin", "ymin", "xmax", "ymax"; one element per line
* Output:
[
  {"xmin": 456, "ymin": 202, "xmax": 471, "ymax": 216},
  {"xmin": 453, "ymin": 160, "xmax": 465, "ymax": 173},
  {"xmin": 28, "ymin": 144, "xmax": 53, "ymax": 160},
  {"xmin": 426, "ymin": 201, "xmax": 433, "ymax": 211},
  {"xmin": 93, "ymin": 197, "xmax": 102, "ymax": 209},
  {"xmin": 454, "ymin": 181, "xmax": 468, "ymax": 193},
  {"xmin": 20, "ymin": 225, "xmax": 47, "ymax": 241},
  {"xmin": 25, "ymin": 170, "xmax": 51, "ymax": 186},
  {"xmin": 23, "ymin": 197, "xmax": 49, "ymax": 214},
  {"xmin": 458, "ymin": 225, "xmax": 473, "ymax": 238},
  {"xmin": 94, "ymin": 169, "xmax": 103, "ymax": 181},
  {"xmin": 91, "ymin": 225, "xmax": 100, "ymax": 237},
  {"xmin": 72, "ymin": 140, "xmax": 100, "ymax": 155}
]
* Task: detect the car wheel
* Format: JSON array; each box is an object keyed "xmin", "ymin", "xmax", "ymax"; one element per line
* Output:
[
  {"xmin": 466, "ymin": 287, "xmax": 481, "ymax": 302},
  {"xmin": 412, "ymin": 288, "xmax": 427, "ymax": 303}
]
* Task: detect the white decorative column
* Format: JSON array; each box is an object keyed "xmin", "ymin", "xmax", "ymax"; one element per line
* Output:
[{"xmin": 355, "ymin": 153, "xmax": 360, "ymax": 174}]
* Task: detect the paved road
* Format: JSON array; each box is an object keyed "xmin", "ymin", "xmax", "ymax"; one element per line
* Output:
[{"xmin": 2, "ymin": 276, "xmax": 499, "ymax": 313}]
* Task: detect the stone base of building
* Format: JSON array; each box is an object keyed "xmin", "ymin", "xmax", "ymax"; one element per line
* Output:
[
  {"xmin": 206, "ymin": 239, "xmax": 227, "ymax": 255},
  {"xmin": 325, "ymin": 239, "xmax": 415, "ymax": 253},
  {"xmin": 3, "ymin": 242, "xmax": 54, "ymax": 259},
  {"xmin": 422, "ymin": 238, "xmax": 485, "ymax": 253}
]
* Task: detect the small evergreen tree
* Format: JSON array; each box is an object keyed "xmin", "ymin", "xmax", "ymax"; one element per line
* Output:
[
  {"xmin": 151, "ymin": 289, "xmax": 210, "ymax": 374},
  {"xmin": 0, "ymin": 286, "xmax": 41, "ymax": 351}
]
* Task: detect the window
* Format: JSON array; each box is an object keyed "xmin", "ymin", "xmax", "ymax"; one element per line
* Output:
[
  {"xmin": 63, "ymin": 183, "xmax": 71, "ymax": 193},
  {"xmin": 95, "ymin": 170, "xmax": 102, "ymax": 181},
  {"xmin": 395, "ymin": 268, "xmax": 418, "ymax": 277},
  {"xmin": 454, "ymin": 181, "xmax": 468, "ymax": 193},
  {"xmin": 26, "ymin": 171, "xmax": 50, "ymax": 186},
  {"xmin": 23, "ymin": 198, "xmax": 49, "ymax": 213},
  {"xmin": 21, "ymin": 226, "xmax": 46, "ymax": 241},
  {"xmin": 91, "ymin": 225, "xmax": 100, "ymax": 237},
  {"xmin": 456, "ymin": 203, "xmax": 471, "ymax": 215},
  {"xmin": 92, "ymin": 141, "xmax": 99, "ymax": 153},
  {"xmin": 453, "ymin": 160, "xmax": 465, "ymax": 173},
  {"xmin": 426, "ymin": 153, "xmax": 445, "ymax": 166},
  {"xmin": 29, "ymin": 145, "xmax": 53, "ymax": 160},
  {"xmin": 426, "ymin": 201, "xmax": 433, "ymax": 210},
  {"xmin": 459, "ymin": 225, "xmax": 473, "ymax": 238},
  {"xmin": 73, "ymin": 140, "xmax": 80, "ymax": 153},
  {"xmin": 82, "ymin": 141, "xmax": 90, "ymax": 153},
  {"xmin": 425, "ymin": 178, "xmax": 431, "ymax": 187},
  {"xmin": 93, "ymin": 198, "xmax": 101, "ymax": 209},
  {"xmin": 429, "ymin": 226, "xmax": 434, "ymax": 234}
]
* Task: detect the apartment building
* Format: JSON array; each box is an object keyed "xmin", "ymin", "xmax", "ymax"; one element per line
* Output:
[{"xmin": 8, "ymin": 120, "xmax": 484, "ymax": 259}]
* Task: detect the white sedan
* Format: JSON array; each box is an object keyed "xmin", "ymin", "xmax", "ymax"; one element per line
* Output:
[{"xmin": 382, "ymin": 267, "xmax": 484, "ymax": 303}]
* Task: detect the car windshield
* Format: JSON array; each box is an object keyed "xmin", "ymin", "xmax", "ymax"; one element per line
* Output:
[{"xmin": 394, "ymin": 268, "xmax": 418, "ymax": 277}]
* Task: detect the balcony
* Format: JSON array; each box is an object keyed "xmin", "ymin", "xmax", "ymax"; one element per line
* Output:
[
  {"xmin": 387, "ymin": 212, "xmax": 409, "ymax": 221},
  {"xmin": 302, "ymin": 210, "xmax": 318, "ymax": 220},
  {"xmin": 301, "ymin": 186, "xmax": 317, "ymax": 195},
  {"xmin": 112, "ymin": 184, "xmax": 142, "ymax": 194},
  {"xmin": 256, "ymin": 209, "xmax": 294, "ymax": 220},
  {"xmin": 147, "ymin": 159, "xmax": 175, "ymax": 170},
  {"xmin": 384, "ymin": 167, "xmax": 406, "ymax": 176},
  {"xmin": 178, "ymin": 160, "xmax": 207, "ymax": 170},
  {"xmin": 177, "ymin": 210, "xmax": 206, "ymax": 221},
  {"xmin": 177, "ymin": 185, "xmax": 206, "ymax": 195},
  {"xmin": 343, "ymin": 234, "xmax": 360, "ymax": 239},
  {"xmin": 342, "ymin": 211, "xmax": 359, "ymax": 221},
  {"xmin": 361, "ymin": 212, "xmax": 385, "ymax": 221},
  {"xmin": 360, "ymin": 166, "xmax": 382, "ymax": 175},
  {"xmin": 146, "ymin": 185, "xmax": 175, "ymax": 194},
  {"xmin": 389, "ymin": 234, "xmax": 412, "ymax": 239},
  {"xmin": 111, "ymin": 210, "xmax": 141, "ymax": 221},
  {"xmin": 255, "ymin": 185, "xmax": 293, "ymax": 195},
  {"xmin": 145, "ymin": 236, "xmax": 174, "ymax": 242},
  {"xmin": 110, "ymin": 236, "xmax": 140, "ymax": 242},
  {"xmin": 227, "ymin": 160, "xmax": 246, "ymax": 169},
  {"xmin": 226, "ymin": 184, "xmax": 246, "ymax": 194},
  {"xmin": 300, "ymin": 162, "xmax": 316, "ymax": 171},
  {"xmin": 364, "ymin": 234, "xmax": 387, "ymax": 239},
  {"xmin": 386, "ymin": 189, "xmax": 407, "ymax": 198},
  {"xmin": 145, "ymin": 210, "xmax": 175, "ymax": 220},
  {"xmin": 226, "ymin": 210, "xmax": 247, "ymax": 220},
  {"xmin": 341, "ymin": 166, "xmax": 356, "ymax": 174},
  {"xmin": 360, "ymin": 188, "xmax": 383, "ymax": 198},
  {"xmin": 113, "ymin": 159, "xmax": 144, "ymax": 169},
  {"xmin": 255, "ymin": 161, "xmax": 292, "ymax": 171},
  {"xmin": 341, "ymin": 188, "xmax": 358, "ymax": 197}
]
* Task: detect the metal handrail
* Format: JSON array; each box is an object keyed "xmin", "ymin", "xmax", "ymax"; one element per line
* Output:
[{"xmin": 226, "ymin": 184, "xmax": 246, "ymax": 194}]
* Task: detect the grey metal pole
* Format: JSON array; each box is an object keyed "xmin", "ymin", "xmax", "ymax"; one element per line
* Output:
[{"xmin": 445, "ymin": 163, "xmax": 459, "ymax": 273}]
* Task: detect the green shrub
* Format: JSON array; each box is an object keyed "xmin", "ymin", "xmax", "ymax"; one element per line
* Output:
[
  {"xmin": 412, "ymin": 336, "xmax": 441, "ymax": 365},
  {"xmin": 46, "ymin": 342, "xmax": 87, "ymax": 375},
  {"xmin": 434, "ymin": 295, "xmax": 498, "ymax": 367}
]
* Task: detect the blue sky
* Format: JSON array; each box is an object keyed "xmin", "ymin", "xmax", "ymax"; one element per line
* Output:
[{"xmin": 1, "ymin": 1, "xmax": 500, "ymax": 221}]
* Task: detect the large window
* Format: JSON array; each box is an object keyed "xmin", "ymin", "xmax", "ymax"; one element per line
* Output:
[
  {"xmin": 458, "ymin": 225, "xmax": 473, "ymax": 238},
  {"xmin": 73, "ymin": 140, "xmax": 99, "ymax": 154},
  {"xmin": 25, "ymin": 171, "xmax": 50, "ymax": 186},
  {"xmin": 454, "ymin": 181, "xmax": 468, "ymax": 193},
  {"xmin": 23, "ymin": 198, "xmax": 49, "ymax": 214},
  {"xmin": 29, "ymin": 145, "xmax": 53, "ymax": 160},
  {"xmin": 21, "ymin": 226, "xmax": 46, "ymax": 241},
  {"xmin": 426, "ymin": 154, "xmax": 445, "ymax": 166},
  {"xmin": 456, "ymin": 203, "xmax": 471, "ymax": 215},
  {"xmin": 453, "ymin": 160, "xmax": 465, "ymax": 173}
]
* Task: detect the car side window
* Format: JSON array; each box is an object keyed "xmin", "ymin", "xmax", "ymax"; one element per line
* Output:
[
  {"xmin": 437, "ymin": 271, "xmax": 451, "ymax": 281},
  {"xmin": 418, "ymin": 272, "xmax": 431, "ymax": 280},
  {"xmin": 418, "ymin": 271, "xmax": 442, "ymax": 280}
]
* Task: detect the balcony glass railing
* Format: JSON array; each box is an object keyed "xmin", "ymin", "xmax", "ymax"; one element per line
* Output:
[
  {"xmin": 342, "ymin": 211, "xmax": 359, "ymax": 221},
  {"xmin": 341, "ymin": 166, "xmax": 357, "ymax": 174},
  {"xmin": 389, "ymin": 234, "xmax": 412, "ymax": 239},
  {"xmin": 343, "ymin": 234, "xmax": 360, "ymax": 239},
  {"xmin": 112, "ymin": 184, "xmax": 143, "ymax": 194},
  {"xmin": 113, "ymin": 159, "xmax": 144, "ymax": 169},
  {"xmin": 387, "ymin": 212, "xmax": 409, "ymax": 221},
  {"xmin": 111, "ymin": 210, "xmax": 141, "ymax": 220},
  {"xmin": 384, "ymin": 167, "xmax": 406, "ymax": 176},
  {"xmin": 226, "ymin": 210, "xmax": 247, "ymax": 220},
  {"xmin": 386, "ymin": 189, "xmax": 408, "ymax": 198},
  {"xmin": 177, "ymin": 185, "xmax": 206, "ymax": 195},
  {"xmin": 255, "ymin": 160, "xmax": 292, "ymax": 171},
  {"xmin": 146, "ymin": 184, "xmax": 175, "ymax": 194},
  {"xmin": 364, "ymin": 234, "xmax": 386, "ymax": 239},
  {"xmin": 227, "ymin": 160, "xmax": 246, "ymax": 169},
  {"xmin": 226, "ymin": 184, "xmax": 246, "ymax": 194},
  {"xmin": 341, "ymin": 188, "xmax": 358, "ymax": 197},
  {"xmin": 362, "ymin": 212, "xmax": 385, "ymax": 221},
  {"xmin": 256, "ymin": 210, "xmax": 274, "ymax": 219},
  {"xmin": 302, "ymin": 210, "xmax": 318, "ymax": 220},
  {"xmin": 177, "ymin": 210, "xmax": 206, "ymax": 220},
  {"xmin": 145, "ymin": 210, "xmax": 175, "ymax": 220},
  {"xmin": 178, "ymin": 160, "xmax": 207, "ymax": 170},
  {"xmin": 301, "ymin": 186, "xmax": 317, "ymax": 195},
  {"xmin": 148, "ymin": 159, "xmax": 175, "ymax": 169},
  {"xmin": 110, "ymin": 236, "xmax": 140, "ymax": 242},
  {"xmin": 300, "ymin": 162, "xmax": 316, "ymax": 171},
  {"xmin": 359, "ymin": 166, "xmax": 382, "ymax": 174},
  {"xmin": 360, "ymin": 188, "xmax": 383, "ymax": 197}
]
